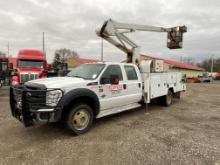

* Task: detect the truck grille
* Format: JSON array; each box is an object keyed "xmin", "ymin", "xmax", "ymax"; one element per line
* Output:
[
  {"xmin": 11, "ymin": 86, "xmax": 47, "ymax": 111},
  {"xmin": 20, "ymin": 73, "xmax": 39, "ymax": 83},
  {"xmin": 25, "ymin": 90, "xmax": 47, "ymax": 111}
]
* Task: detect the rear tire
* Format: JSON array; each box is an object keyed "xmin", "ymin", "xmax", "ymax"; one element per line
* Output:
[
  {"xmin": 66, "ymin": 103, "xmax": 94, "ymax": 135},
  {"xmin": 159, "ymin": 90, "xmax": 173, "ymax": 106}
]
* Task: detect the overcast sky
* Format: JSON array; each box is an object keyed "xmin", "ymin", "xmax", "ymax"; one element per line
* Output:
[{"xmin": 0, "ymin": 0, "xmax": 219, "ymax": 63}]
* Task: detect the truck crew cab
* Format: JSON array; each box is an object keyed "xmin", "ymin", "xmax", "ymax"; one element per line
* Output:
[{"xmin": 9, "ymin": 19, "xmax": 187, "ymax": 135}]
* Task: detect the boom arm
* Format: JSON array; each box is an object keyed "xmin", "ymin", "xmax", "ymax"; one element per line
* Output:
[{"xmin": 96, "ymin": 19, "xmax": 187, "ymax": 65}]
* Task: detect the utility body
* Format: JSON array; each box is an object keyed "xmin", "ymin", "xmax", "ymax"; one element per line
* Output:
[{"xmin": 10, "ymin": 19, "xmax": 187, "ymax": 134}]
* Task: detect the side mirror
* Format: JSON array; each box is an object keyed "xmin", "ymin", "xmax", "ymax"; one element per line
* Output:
[
  {"xmin": 47, "ymin": 64, "xmax": 52, "ymax": 71},
  {"xmin": 10, "ymin": 69, "xmax": 17, "ymax": 76},
  {"xmin": 100, "ymin": 77, "xmax": 109, "ymax": 84},
  {"xmin": 110, "ymin": 75, "xmax": 119, "ymax": 85},
  {"xmin": 11, "ymin": 72, "xmax": 15, "ymax": 76},
  {"xmin": 9, "ymin": 63, "xmax": 13, "ymax": 70}
]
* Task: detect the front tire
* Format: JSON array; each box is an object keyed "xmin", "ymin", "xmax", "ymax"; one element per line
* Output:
[{"xmin": 66, "ymin": 103, "xmax": 94, "ymax": 135}]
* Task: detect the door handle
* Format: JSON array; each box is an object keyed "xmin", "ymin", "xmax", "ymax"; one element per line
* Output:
[
  {"xmin": 138, "ymin": 83, "xmax": 141, "ymax": 88},
  {"xmin": 123, "ymin": 84, "xmax": 127, "ymax": 89}
]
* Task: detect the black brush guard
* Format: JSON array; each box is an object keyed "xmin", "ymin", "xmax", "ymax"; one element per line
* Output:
[{"xmin": 10, "ymin": 86, "xmax": 63, "ymax": 127}]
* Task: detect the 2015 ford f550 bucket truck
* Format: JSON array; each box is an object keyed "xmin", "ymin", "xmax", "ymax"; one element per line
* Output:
[{"xmin": 9, "ymin": 19, "xmax": 187, "ymax": 135}]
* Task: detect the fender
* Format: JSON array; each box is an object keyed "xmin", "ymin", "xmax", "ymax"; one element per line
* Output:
[{"xmin": 54, "ymin": 88, "xmax": 100, "ymax": 121}]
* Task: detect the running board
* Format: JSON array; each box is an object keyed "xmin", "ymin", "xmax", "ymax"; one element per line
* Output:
[{"xmin": 96, "ymin": 103, "xmax": 141, "ymax": 118}]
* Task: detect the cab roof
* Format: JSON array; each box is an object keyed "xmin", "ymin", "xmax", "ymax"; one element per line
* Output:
[
  {"xmin": 18, "ymin": 49, "xmax": 46, "ymax": 61},
  {"xmin": 94, "ymin": 61, "xmax": 135, "ymax": 66}
]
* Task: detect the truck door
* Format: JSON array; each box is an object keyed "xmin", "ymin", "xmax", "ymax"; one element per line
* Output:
[
  {"xmin": 99, "ymin": 64, "xmax": 127, "ymax": 110},
  {"xmin": 0, "ymin": 61, "xmax": 8, "ymax": 83},
  {"xmin": 123, "ymin": 65, "xmax": 142, "ymax": 104}
]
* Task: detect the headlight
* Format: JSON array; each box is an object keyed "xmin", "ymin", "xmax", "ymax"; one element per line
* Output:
[{"xmin": 46, "ymin": 90, "xmax": 63, "ymax": 106}]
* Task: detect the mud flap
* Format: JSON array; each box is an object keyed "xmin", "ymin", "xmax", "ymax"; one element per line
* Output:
[
  {"xmin": 21, "ymin": 91, "xmax": 34, "ymax": 127},
  {"xmin": 173, "ymin": 92, "xmax": 181, "ymax": 99}
]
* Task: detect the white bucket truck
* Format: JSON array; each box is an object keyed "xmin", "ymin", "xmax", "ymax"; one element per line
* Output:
[{"xmin": 10, "ymin": 19, "xmax": 187, "ymax": 134}]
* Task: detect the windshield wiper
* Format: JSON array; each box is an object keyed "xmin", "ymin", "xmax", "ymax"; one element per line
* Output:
[
  {"xmin": 66, "ymin": 75, "xmax": 87, "ymax": 79},
  {"xmin": 72, "ymin": 75, "xmax": 85, "ymax": 79},
  {"xmin": 74, "ymin": 75, "xmax": 82, "ymax": 78}
]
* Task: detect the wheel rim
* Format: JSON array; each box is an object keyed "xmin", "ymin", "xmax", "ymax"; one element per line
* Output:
[{"xmin": 72, "ymin": 109, "xmax": 90, "ymax": 130}]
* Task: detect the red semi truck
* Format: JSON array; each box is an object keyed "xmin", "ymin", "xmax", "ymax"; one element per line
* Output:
[{"xmin": 11, "ymin": 49, "xmax": 49, "ymax": 86}]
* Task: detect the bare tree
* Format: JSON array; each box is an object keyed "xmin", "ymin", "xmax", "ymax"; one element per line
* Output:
[
  {"xmin": 55, "ymin": 48, "xmax": 78, "ymax": 63},
  {"xmin": 182, "ymin": 57, "xmax": 195, "ymax": 65},
  {"xmin": 199, "ymin": 58, "xmax": 220, "ymax": 72},
  {"xmin": 52, "ymin": 48, "xmax": 79, "ymax": 70}
]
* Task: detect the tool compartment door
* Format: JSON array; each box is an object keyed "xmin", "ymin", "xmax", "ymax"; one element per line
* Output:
[
  {"xmin": 175, "ymin": 72, "xmax": 186, "ymax": 92},
  {"xmin": 150, "ymin": 73, "xmax": 168, "ymax": 99}
]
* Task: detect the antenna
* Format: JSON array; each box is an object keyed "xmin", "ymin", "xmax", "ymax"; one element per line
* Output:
[
  {"xmin": 43, "ymin": 32, "xmax": 45, "ymax": 52},
  {"xmin": 211, "ymin": 54, "xmax": 214, "ymax": 73},
  {"xmin": 101, "ymin": 38, "xmax": 103, "ymax": 61},
  {"xmin": 7, "ymin": 42, "xmax": 9, "ymax": 57}
]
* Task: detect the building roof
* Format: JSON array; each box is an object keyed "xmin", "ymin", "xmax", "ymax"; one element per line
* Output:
[
  {"xmin": 76, "ymin": 57, "xmax": 99, "ymax": 63},
  {"xmin": 141, "ymin": 54, "xmax": 205, "ymax": 71},
  {"xmin": 0, "ymin": 57, "xmax": 8, "ymax": 62},
  {"xmin": 65, "ymin": 56, "xmax": 100, "ymax": 68},
  {"xmin": 0, "ymin": 55, "xmax": 5, "ymax": 58},
  {"xmin": 18, "ymin": 49, "xmax": 46, "ymax": 61},
  {"xmin": 67, "ymin": 55, "xmax": 205, "ymax": 71}
]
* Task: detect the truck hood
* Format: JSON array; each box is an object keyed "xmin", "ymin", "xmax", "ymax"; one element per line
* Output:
[{"xmin": 25, "ymin": 77, "xmax": 88, "ymax": 89}]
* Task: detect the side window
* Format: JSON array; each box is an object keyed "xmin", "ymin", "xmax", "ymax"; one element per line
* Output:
[
  {"xmin": 2, "ymin": 62, "xmax": 8, "ymax": 71},
  {"xmin": 100, "ymin": 65, "xmax": 123, "ymax": 84},
  {"xmin": 124, "ymin": 65, "xmax": 138, "ymax": 80}
]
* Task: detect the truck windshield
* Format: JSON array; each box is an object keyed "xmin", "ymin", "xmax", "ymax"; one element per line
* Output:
[
  {"xmin": 18, "ymin": 60, "xmax": 44, "ymax": 69},
  {"xmin": 67, "ymin": 64, "xmax": 105, "ymax": 80}
]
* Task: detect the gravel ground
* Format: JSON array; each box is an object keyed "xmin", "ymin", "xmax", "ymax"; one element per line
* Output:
[{"xmin": 0, "ymin": 82, "xmax": 220, "ymax": 165}]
